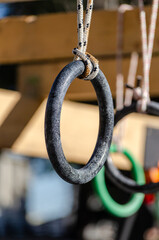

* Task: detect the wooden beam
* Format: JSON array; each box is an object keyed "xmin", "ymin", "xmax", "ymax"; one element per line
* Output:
[
  {"xmin": 0, "ymin": 6, "xmax": 158, "ymax": 63},
  {"xmin": 17, "ymin": 54, "xmax": 159, "ymax": 101},
  {"xmin": 12, "ymin": 100, "xmax": 159, "ymax": 170}
]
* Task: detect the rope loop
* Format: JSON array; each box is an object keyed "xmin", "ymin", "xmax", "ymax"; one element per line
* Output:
[
  {"xmin": 73, "ymin": 0, "xmax": 99, "ymax": 80},
  {"xmin": 85, "ymin": 52, "xmax": 99, "ymax": 80},
  {"xmin": 73, "ymin": 48, "xmax": 99, "ymax": 80}
]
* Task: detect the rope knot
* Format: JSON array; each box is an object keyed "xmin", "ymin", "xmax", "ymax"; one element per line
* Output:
[{"xmin": 73, "ymin": 48, "xmax": 99, "ymax": 80}]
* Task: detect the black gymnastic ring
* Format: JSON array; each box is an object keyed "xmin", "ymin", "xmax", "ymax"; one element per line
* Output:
[
  {"xmin": 105, "ymin": 100, "xmax": 159, "ymax": 193},
  {"xmin": 45, "ymin": 60, "xmax": 114, "ymax": 184}
]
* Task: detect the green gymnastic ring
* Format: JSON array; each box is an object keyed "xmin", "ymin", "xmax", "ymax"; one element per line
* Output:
[{"xmin": 93, "ymin": 145, "xmax": 145, "ymax": 218}]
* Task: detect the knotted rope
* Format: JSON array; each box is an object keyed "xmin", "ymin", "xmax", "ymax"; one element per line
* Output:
[{"xmin": 73, "ymin": 0, "xmax": 99, "ymax": 80}]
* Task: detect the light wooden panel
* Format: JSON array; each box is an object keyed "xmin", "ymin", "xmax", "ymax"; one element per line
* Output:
[
  {"xmin": 0, "ymin": 7, "xmax": 158, "ymax": 63},
  {"xmin": 17, "ymin": 54, "xmax": 159, "ymax": 101},
  {"xmin": 12, "ymin": 100, "xmax": 159, "ymax": 170},
  {"xmin": 0, "ymin": 89, "xmax": 20, "ymax": 126},
  {"xmin": 0, "ymin": 90, "xmax": 41, "ymax": 148},
  {"xmin": 12, "ymin": 100, "xmax": 99, "ymax": 164}
]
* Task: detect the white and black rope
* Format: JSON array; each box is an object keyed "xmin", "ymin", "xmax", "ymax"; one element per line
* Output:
[{"xmin": 73, "ymin": 0, "xmax": 99, "ymax": 80}]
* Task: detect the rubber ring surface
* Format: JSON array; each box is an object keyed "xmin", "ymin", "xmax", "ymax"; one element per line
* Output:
[
  {"xmin": 45, "ymin": 61, "xmax": 114, "ymax": 184},
  {"xmin": 105, "ymin": 101, "xmax": 159, "ymax": 193},
  {"xmin": 93, "ymin": 145, "xmax": 145, "ymax": 218}
]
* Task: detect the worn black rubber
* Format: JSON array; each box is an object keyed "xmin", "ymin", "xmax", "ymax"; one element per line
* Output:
[
  {"xmin": 105, "ymin": 100, "xmax": 159, "ymax": 194},
  {"xmin": 45, "ymin": 60, "xmax": 114, "ymax": 184}
]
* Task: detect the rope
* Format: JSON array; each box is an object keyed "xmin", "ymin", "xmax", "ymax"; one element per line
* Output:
[
  {"xmin": 73, "ymin": 0, "xmax": 99, "ymax": 80},
  {"xmin": 116, "ymin": 4, "xmax": 133, "ymax": 111},
  {"xmin": 114, "ymin": 5, "xmax": 133, "ymax": 149},
  {"xmin": 138, "ymin": 0, "xmax": 159, "ymax": 112},
  {"xmin": 115, "ymin": 52, "xmax": 138, "ymax": 148}
]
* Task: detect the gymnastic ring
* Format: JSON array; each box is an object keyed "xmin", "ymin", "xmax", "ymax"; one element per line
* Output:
[
  {"xmin": 93, "ymin": 145, "xmax": 145, "ymax": 218},
  {"xmin": 115, "ymin": 100, "xmax": 159, "ymax": 125},
  {"xmin": 45, "ymin": 60, "xmax": 114, "ymax": 184},
  {"xmin": 105, "ymin": 100, "xmax": 159, "ymax": 193}
]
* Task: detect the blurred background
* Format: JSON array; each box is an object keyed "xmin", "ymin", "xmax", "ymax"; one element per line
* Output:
[{"xmin": 0, "ymin": 0, "xmax": 159, "ymax": 239}]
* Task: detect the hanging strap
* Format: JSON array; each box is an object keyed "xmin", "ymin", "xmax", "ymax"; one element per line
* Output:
[
  {"xmin": 124, "ymin": 52, "xmax": 139, "ymax": 106},
  {"xmin": 116, "ymin": 4, "xmax": 133, "ymax": 111},
  {"xmin": 114, "ymin": 5, "xmax": 134, "ymax": 149},
  {"xmin": 116, "ymin": 5, "xmax": 125, "ymax": 111},
  {"xmin": 73, "ymin": 0, "xmax": 99, "ymax": 80},
  {"xmin": 138, "ymin": 0, "xmax": 159, "ymax": 112}
]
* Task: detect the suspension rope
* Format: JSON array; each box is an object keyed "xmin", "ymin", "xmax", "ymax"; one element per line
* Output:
[
  {"xmin": 73, "ymin": 0, "xmax": 99, "ymax": 80},
  {"xmin": 138, "ymin": 0, "xmax": 159, "ymax": 112},
  {"xmin": 114, "ymin": 4, "xmax": 133, "ymax": 148}
]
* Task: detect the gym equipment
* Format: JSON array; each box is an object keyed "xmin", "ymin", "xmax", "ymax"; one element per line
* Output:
[
  {"xmin": 45, "ymin": 61, "xmax": 114, "ymax": 184},
  {"xmin": 93, "ymin": 145, "xmax": 145, "ymax": 217}
]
